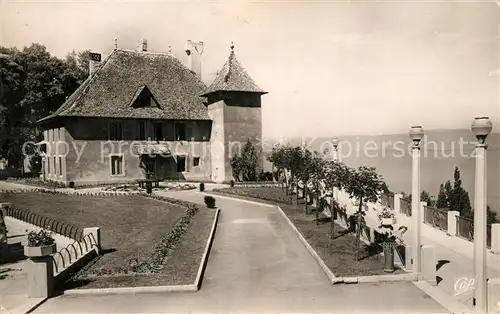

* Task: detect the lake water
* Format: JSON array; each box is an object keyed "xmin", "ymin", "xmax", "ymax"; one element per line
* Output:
[{"xmin": 263, "ymin": 129, "xmax": 500, "ymax": 216}]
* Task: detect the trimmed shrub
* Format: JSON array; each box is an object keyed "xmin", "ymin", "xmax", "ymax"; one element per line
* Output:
[
  {"xmin": 204, "ymin": 196, "xmax": 216, "ymax": 208},
  {"xmin": 230, "ymin": 180, "xmax": 235, "ymax": 188},
  {"xmin": 69, "ymin": 181, "xmax": 75, "ymax": 188},
  {"xmin": 199, "ymin": 182, "xmax": 205, "ymax": 192}
]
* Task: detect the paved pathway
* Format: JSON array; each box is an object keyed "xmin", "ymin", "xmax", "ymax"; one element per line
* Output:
[{"xmin": 34, "ymin": 191, "xmax": 447, "ymax": 313}]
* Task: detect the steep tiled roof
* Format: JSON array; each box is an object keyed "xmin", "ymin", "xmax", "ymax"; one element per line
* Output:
[
  {"xmin": 40, "ymin": 49, "xmax": 210, "ymax": 122},
  {"xmin": 201, "ymin": 50, "xmax": 266, "ymax": 96}
]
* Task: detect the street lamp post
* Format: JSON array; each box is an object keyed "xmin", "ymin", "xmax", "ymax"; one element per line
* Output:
[
  {"xmin": 409, "ymin": 126, "xmax": 424, "ymax": 277},
  {"xmin": 471, "ymin": 116, "xmax": 492, "ymax": 312},
  {"xmin": 332, "ymin": 137, "xmax": 340, "ymax": 204}
]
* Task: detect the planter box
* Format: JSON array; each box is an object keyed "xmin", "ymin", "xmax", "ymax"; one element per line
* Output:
[
  {"xmin": 24, "ymin": 243, "xmax": 56, "ymax": 257},
  {"xmin": 381, "ymin": 218, "xmax": 394, "ymax": 225}
]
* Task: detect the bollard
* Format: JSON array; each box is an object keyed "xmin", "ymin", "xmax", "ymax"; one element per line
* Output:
[
  {"xmin": 447, "ymin": 211, "xmax": 460, "ymax": 237},
  {"xmin": 487, "ymin": 278, "xmax": 500, "ymax": 313},
  {"xmin": 421, "ymin": 245, "xmax": 436, "ymax": 285},
  {"xmin": 491, "ymin": 224, "xmax": 500, "ymax": 254}
]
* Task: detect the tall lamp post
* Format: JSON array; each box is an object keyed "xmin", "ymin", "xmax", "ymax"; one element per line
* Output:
[
  {"xmin": 409, "ymin": 126, "xmax": 424, "ymax": 276},
  {"xmin": 332, "ymin": 137, "xmax": 340, "ymax": 204},
  {"xmin": 471, "ymin": 116, "xmax": 492, "ymax": 312}
]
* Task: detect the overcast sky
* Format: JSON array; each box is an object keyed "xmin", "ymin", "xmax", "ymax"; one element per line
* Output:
[{"xmin": 1, "ymin": 0, "xmax": 499, "ymax": 138}]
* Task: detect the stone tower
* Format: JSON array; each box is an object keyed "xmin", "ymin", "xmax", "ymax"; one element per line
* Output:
[{"xmin": 201, "ymin": 43, "xmax": 267, "ymax": 183}]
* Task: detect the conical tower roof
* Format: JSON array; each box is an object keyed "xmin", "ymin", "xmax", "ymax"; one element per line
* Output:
[{"xmin": 201, "ymin": 43, "xmax": 266, "ymax": 96}]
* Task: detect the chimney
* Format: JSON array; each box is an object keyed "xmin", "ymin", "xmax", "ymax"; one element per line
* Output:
[
  {"xmin": 141, "ymin": 39, "xmax": 148, "ymax": 52},
  {"xmin": 185, "ymin": 40, "xmax": 204, "ymax": 79},
  {"xmin": 88, "ymin": 52, "xmax": 102, "ymax": 78}
]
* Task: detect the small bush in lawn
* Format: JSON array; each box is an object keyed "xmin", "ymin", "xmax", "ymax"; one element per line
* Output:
[
  {"xmin": 204, "ymin": 196, "xmax": 216, "ymax": 208},
  {"xmin": 230, "ymin": 180, "xmax": 235, "ymax": 188},
  {"xmin": 199, "ymin": 182, "xmax": 205, "ymax": 192}
]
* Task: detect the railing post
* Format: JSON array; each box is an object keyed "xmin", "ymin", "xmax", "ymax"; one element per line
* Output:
[
  {"xmin": 491, "ymin": 223, "xmax": 500, "ymax": 254},
  {"xmin": 487, "ymin": 278, "xmax": 500, "ymax": 313},
  {"xmin": 83, "ymin": 227, "xmax": 101, "ymax": 253},
  {"xmin": 421, "ymin": 245, "xmax": 436, "ymax": 285},
  {"xmin": 447, "ymin": 211, "xmax": 460, "ymax": 237},
  {"xmin": 394, "ymin": 194, "xmax": 402, "ymax": 214}
]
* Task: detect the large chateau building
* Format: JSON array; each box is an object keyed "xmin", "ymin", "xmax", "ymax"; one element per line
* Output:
[{"xmin": 37, "ymin": 40, "xmax": 266, "ymax": 185}]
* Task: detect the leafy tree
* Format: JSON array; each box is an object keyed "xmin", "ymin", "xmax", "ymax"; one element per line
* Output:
[
  {"xmin": 308, "ymin": 152, "xmax": 327, "ymax": 223},
  {"xmin": 0, "ymin": 44, "xmax": 87, "ymax": 170},
  {"xmin": 323, "ymin": 160, "xmax": 350, "ymax": 238},
  {"xmin": 344, "ymin": 166, "xmax": 385, "ymax": 260},
  {"xmin": 381, "ymin": 182, "xmax": 391, "ymax": 195},
  {"xmin": 230, "ymin": 139, "xmax": 259, "ymax": 181},
  {"xmin": 267, "ymin": 144, "xmax": 285, "ymax": 187},
  {"xmin": 420, "ymin": 190, "xmax": 434, "ymax": 207},
  {"xmin": 297, "ymin": 148, "xmax": 315, "ymax": 214},
  {"xmin": 436, "ymin": 184, "xmax": 448, "ymax": 209}
]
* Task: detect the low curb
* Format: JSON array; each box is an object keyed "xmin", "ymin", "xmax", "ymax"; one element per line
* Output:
[
  {"xmin": 194, "ymin": 208, "xmax": 220, "ymax": 290},
  {"xmin": 335, "ymin": 273, "xmax": 418, "ymax": 284},
  {"xmin": 8, "ymin": 297, "xmax": 47, "ymax": 314},
  {"xmin": 63, "ymin": 284, "xmax": 197, "ymax": 295},
  {"xmin": 63, "ymin": 208, "xmax": 221, "ymax": 296},
  {"xmin": 275, "ymin": 205, "xmax": 338, "ymax": 284}
]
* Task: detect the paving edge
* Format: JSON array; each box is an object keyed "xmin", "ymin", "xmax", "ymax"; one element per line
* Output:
[
  {"xmin": 63, "ymin": 208, "xmax": 221, "ymax": 296},
  {"xmin": 275, "ymin": 206, "xmax": 338, "ymax": 284},
  {"xmin": 413, "ymin": 281, "xmax": 476, "ymax": 314},
  {"xmin": 193, "ymin": 208, "xmax": 220, "ymax": 289}
]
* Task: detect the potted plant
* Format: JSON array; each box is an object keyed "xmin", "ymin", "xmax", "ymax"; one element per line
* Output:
[
  {"xmin": 199, "ymin": 182, "xmax": 205, "ymax": 192},
  {"xmin": 378, "ymin": 207, "xmax": 397, "ymax": 226},
  {"xmin": 24, "ymin": 229, "xmax": 56, "ymax": 257},
  {"xmin": 377, "ymin": 219, "xmax": 407, "ymax": 273}
]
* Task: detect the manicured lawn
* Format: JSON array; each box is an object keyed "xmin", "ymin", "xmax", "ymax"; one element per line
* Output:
[
  {"xmin": 70, "ymin": 208, "xmax": 217, "ymax": 288},
  {"xmin": 0, "ymin": 192, "xmax": 216, "ymax": 287},
  {"xmin": 211, "ymin": 187, "xmax": 404, "ymax": 277}
]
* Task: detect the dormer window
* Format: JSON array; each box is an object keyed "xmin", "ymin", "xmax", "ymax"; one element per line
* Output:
[{"xmin": 130, "ymin": 86, "xmax": 160, "ymax": 109}]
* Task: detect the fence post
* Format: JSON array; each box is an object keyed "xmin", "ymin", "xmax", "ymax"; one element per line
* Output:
[
  {"xmin": 0, "ymin": 202, "xmax": 11, "ymax": 217},
  {"xmin": 83, "ymin": 227, "xmax": 101, "ymax": 253},
  {"xmin": 394, "ymin": 194, "xmax": 402, "ymax": 214},
  {"xmin": 491, "ymin": 223, "xmax": 500, "ymax": 254},
  {"xmin": 446, "ymin": 211, "xmax": 460, "ymax": 237},
  {"xmin": 421, "ymin": 245, "xmax": 436, "ymax": 285},
  {"xmin": 487, "ymin": 278, "xmax": 500, "ymax": 313}
]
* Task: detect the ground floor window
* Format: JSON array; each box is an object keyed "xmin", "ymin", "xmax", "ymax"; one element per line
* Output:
[
  {"xmin": 110, "ymin": 155, "xmax": 124, "ymax": 176},
  {"xmin": 59, "ymin": 157, "xmax": 62, "ymax": 177},
  {"xmin": 53, "ymin": 156, "xmax": 56, "ymax": 176},
  {"xmin": 176, "ymin": 156, "xmax": 186, "ymax": 172},
  {"xmin": 193, "ymin": 156, "xmax": 200, "ymax": 167}
]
